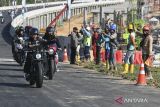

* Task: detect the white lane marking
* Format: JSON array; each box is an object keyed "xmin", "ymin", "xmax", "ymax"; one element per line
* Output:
[
  {"xmin": 0, "ymin": 58, "xmax": 16, "ymax": 64},
  {"xmin": 0, "ymin": 58, "xmax": 15, "ymax": 62}
]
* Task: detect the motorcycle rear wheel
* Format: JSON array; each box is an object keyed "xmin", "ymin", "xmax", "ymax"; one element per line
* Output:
[{"xmin": 48, "ymin": 59, "xmax": 56, "ymax": 80}]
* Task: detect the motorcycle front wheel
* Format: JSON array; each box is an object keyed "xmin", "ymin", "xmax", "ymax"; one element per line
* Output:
[{"xmin": 35, "ymin": 62, "xmax": 43, "ymax": 88}]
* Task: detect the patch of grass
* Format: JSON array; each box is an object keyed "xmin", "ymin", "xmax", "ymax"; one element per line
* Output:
[{"xmin": 78, "ymin": 61, "xmax": 160, "ymax": 88}]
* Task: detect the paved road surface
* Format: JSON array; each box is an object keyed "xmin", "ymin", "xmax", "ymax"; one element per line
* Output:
[
  {"xmin": 0, "ymin": 59, "xmax": 159, "ymax": 107},
  {"xmin": 0, "ymin": 2, "xmax": 160, "ymax": 107}
]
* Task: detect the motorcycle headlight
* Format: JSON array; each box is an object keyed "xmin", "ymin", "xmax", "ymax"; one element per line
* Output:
[
  {"xmin": 48, "ymin": 49, "xmax": 54, "ymax": 55},
  {"xmin": 36, "ymin": 54, "xmax": 41, "ymax": 59}
]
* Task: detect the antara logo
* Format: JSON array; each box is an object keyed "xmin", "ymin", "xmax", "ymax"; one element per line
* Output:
[{"xmin": 115, "ymin": 96, "xmax": 148, "ymax": 105}]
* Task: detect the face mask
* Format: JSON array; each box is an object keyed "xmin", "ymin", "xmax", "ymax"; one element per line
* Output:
[
  {"xmin": 110, "ymin": 30, "xmax": 115, "ymax": 34},
  {"xmin": 143, "ymin": 30, "xmax": 149, "ymax": 35}
]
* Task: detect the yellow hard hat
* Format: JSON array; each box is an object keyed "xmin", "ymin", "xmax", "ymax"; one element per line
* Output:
[{"xmin": 128, "ymin": 24, "xmax": 134, "ymax": 30}]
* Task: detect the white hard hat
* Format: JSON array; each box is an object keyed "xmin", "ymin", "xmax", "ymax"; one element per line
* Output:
[{"xmin": 86, "ymin": 26, "xmax": 91, "ymax": 31}]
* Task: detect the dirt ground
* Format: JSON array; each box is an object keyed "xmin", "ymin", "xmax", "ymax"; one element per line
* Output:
[{"xmin": 56, "ymin": 14, "xmax": 92, "ymax": 36}]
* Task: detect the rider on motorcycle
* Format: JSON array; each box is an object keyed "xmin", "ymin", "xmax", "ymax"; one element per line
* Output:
[
  {"xmin": 43, "ymin": 26, "xmax": 61, "ymax": 49},
  {"xmin": 24, "ymin": 26, "xmax": 32, "ymax": 41},
  {"xmin": 24, "ymin": 27, "xmax": 42, "ymax": 79},
  {"xmin": 14, "ymin": 26, "xmax": 25, "ymax": 40},
  {"xmin": 43, "ymin": 26, "xmax": 61, "ymax": 73},
  {"xmin": 12, "ymin": 26, "xmax": 25, "ymax": 60}
]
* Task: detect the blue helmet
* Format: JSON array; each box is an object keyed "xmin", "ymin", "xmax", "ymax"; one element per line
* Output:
[
  {"xmin": 110, "ymin": 24, "xmax": 117, "ymax": 31},
  {"xmin": 30, "ymin": 27, "xmax": 39, "ymax": 35},
  {"xmin": 25, "ymin": 26, "xmax": 32, "ymax": 34},
  {"xmin": 46, "ymin": 26, "xmax": 55, "ymax": 34}
]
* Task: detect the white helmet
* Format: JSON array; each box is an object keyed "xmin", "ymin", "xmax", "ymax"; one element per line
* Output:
[{"xmin": 86, "ymin": 26, "xmax": 91, "ymax": 31}]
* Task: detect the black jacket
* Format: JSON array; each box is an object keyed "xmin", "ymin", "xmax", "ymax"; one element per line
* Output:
[{"xmin": 43, "ymin": 34, "xmax": 61, "ymax": 48}]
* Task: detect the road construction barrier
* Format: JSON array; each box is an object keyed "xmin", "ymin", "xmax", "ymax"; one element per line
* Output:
[
  {"xmin": 134, "ymin": 51, "xmax": 143, "ymax": 65},
  {"xmin": 136, "ymin": 63, "xmax": 147, "ymax": 86},
  {"xmin": 63, "ymin": 47, "xmax": 69, "ymax": 63},
  {"xmin": 100, "ymin": 50, "xmax": 146, "ymax": 65},
  {"xmin": 115, "ymin": 50, "xmax": 123, "ymax": 64},
  {"xmin": 100, "ymin": 48, "xmax": 106, "ymax": 63}
]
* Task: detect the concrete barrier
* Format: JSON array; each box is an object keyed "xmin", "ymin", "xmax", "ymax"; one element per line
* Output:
[
  {"xmin": 11, "ymin": 0, "xmax": 125, "ymax": 30},
  {"xmin": 0, "ymin": 0, "xmax": 89, "ymax": 11}
]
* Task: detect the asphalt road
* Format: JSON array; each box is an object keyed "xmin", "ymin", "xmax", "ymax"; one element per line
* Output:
[
  {"xmin": 0, "ymin": 60, "xmax": 160, "ymax": 107},
  {"xmin": 0, "ymin": 2, "xmax": 160, "ymax": 107}
]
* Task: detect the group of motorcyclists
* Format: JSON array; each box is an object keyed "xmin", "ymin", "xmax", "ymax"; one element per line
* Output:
[{"xmin": 12, "ymin": 25, "xmax": 61, "ymax": 88}]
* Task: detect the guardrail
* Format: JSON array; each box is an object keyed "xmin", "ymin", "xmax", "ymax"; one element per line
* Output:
[
  {"xmin": 11, "ymin": 0, "xmax": 125, "ymax": 29},
  {"xmin": 0, "ymin": 0, "xmax": 91, "ymax": 11},
  {"xmin": 0, "ymin": 1, "xmax": 65, "ymax": 11}
]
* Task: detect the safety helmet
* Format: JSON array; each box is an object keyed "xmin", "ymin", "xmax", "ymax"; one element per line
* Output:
[
  {"xmin": 46, "ymin": 26, "xmax": 55, "ymax": 34},
  {"xmin": 30, "ymin": 27, "xmax": 39, "ymax": 36},
  {"xmin": 143, "ymin": 25, "xmax": 150, "ymax": 31},
  {"xmin": 86, "ymin": 26, "xmax": 91, "ymax": 31},
  {"xmin": 19, "ymin": 26, "xmax": 24, "ymax": 31},
  {"xmin": 110, "ymin": 24, "xmax": 117, "ymax": 31},
  {"xmin": 128, "ymin": 23, "xmax": 134, "ymax": 30},
  {"xmin": 15, "ymin": 26, "xmax": 24, "ymax": 35},
  {"xmin": 96, "ymin": 28, "xmax": 102, "ymax": 33},
  {"xmin": 25, "ymin": 26, "xmax": 32, "ymax": 34}
]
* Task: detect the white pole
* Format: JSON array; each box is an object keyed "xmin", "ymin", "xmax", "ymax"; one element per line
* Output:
[
  {"xmin": 67, "ymin": 0, "xmax": 71, "ymax": 20},
  {"xmin": 22, "ymin": 0, "xmax": 26, "ymax": 26},
  {"xmin": 67, "ymin": 0, "xmax": 71, "ymax": 34},
  {"xmin": 141, "ymin": 6, "xmax": 144, "ymax": 20}
]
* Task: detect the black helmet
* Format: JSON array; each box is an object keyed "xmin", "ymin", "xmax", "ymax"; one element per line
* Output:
[
  {"xmin": 30, "ymin": 27, "xmax": 39, "ymax": 36},
  {"xmin": 25, "ymin": 26, "xmax": 32, "ymax": 34},
  {"xmin": 46, "ymin": 26, "xmax": 55, "ymax": 34},
  {"xmin": 15, "ymin": 26, "xmax": 24, "ymax": 34},
  {"xmin": 18, "ymin": 26, "xmax": 24, "ymax": 32}
]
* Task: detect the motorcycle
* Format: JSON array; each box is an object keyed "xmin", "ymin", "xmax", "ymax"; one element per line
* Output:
[
  {"xmin": 13, "ymin": 37, "xmax": 26, "ymax": 66},
  {"xmin": 47, "ymin": 44, "xmax": 59, "ymax": 80},
  {"xmin": 0, "ymin": 17, "xmax": 5, "ymax": 24},
  {"xmin": 24, "ymin": 42, "xmax": 44, "ymax": 88}
]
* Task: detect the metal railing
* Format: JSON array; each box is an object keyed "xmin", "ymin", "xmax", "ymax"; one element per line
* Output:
[{"xmin": 11, "ymin": 0, "xmax": 125, "ymax": 28}]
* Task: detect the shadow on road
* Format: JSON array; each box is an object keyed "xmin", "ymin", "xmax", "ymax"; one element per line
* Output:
[
  {"xmin": 1, "ymin": 22, "xmax": 13, "ymax": 45},
  {"xmin": 0, "ymin": 82, "xmax": 29, "ymax": 88},
  {"xmin": 0, "ymin": 74, "xmax": 23, "ymax": 78},
  {"xmin": 0, "ymin": 67, "xmax": 23, "ymax": 71},
  {"xmin": 0, "ymin": 63, "xmax": 19, "ymax": 67}
]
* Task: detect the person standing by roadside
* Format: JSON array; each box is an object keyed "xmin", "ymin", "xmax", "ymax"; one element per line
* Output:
[
  {"xmin": 101, "ymin": 27, "xmax": 111, "ymax": 69},
  {"xmin": 78, "ymin": 28, "xmax": 85, "ymax": 62},
  {"xmin": 81, "ymin": 26, "xmax": 92, "ymax": 61},
  {"xmin": 95, "ymin": 27, "xmax": 104, "ymax": 65},
  {"xmin": 140, "ymin": 25, "xmax": 153, "ymax": 79},
  {"xmin": 123, "ymin": 24, "xmax": 136, "ymax": 74},
  {"xmin": 69, "ymin": 27, "xmax": 80, "ymax": 64},
  {"xmin": 92, "ymin": 26, "xmax": 99, "ymax": 62},
  {"xmin": 108, "ymin": 24, "xmax": 118, "ymax": 71}
]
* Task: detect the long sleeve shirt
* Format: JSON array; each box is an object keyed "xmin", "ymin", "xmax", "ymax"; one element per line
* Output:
[
  {"xmin": 101, "ymin": 34, "xmax": 110, "ymax": 49},
  {"xmin": 141, "ymin": 35, "xmax": 153, "ymax": 55},
  {"xmin": 81, "ymin": 28, "xmax": 91, "ymax": 37},
  {"xmin": 81, "ymin": 28, "xmax": 92, "ymax": 46},
  {"xmin": 70, "ymin": 32, "xmax": 79, "ymax": 48},
  {"xmin": 92, "ymin": 32, "xmax": 99, "ymax": 46},
  {"xmin": 109, "ymin": 33, "xmax": 118, "ymax": 49}
]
